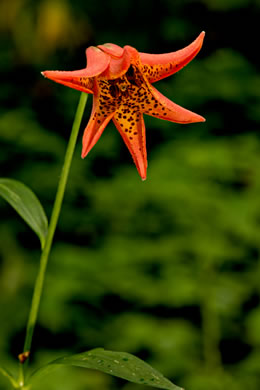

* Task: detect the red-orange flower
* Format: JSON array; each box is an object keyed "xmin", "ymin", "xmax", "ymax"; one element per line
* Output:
[{"xmin": 42, "ymin": 32, "xmax": 205, "ymax": 180}]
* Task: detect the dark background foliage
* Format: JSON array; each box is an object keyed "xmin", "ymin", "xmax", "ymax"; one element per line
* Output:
[{"xmin": 0, "ymin": 0, "xmax": 260, "ymax": 389}]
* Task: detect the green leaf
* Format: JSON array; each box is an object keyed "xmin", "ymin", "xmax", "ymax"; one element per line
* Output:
[
  {"xmin": 0, "ymin": 178, "xmax": 48, "ymax": 249},
  {"xmin": 29, "ymin": 348, "xmax": 183, "ymax": 390},
  {"xmin": 0, "ymin": 366, "xmax": 18, "ymax": 388}
]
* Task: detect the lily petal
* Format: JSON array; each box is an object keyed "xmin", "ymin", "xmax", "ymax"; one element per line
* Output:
[
  {"xmin": 42, "ymin": 47, "xmax": 110, "ymax": 93},
  {"xmin": 84, "ymin": 46, "xmax": 111, "ymax": 77},
  {"xmin": 98, "ymin": 43, "xmax": 124, "ymax": 58},
  {"xmin": 140, "ymin": 31, "xmax": 205, "ymax": 83},
  {"xmin": 81, "ymin": 96, "xmax": 115, "ymax": 158},
  {"xmin": 113, "ymin": 109, "xmax": 147, "ymax": 180},
  {"xmin": 145, "ymin": 84, "xmax": 205, "ymax": 123},
  {"xmin": 41, "ymin": 69, "xmax": 94, "ymax": 94},
  {"xmin": 102, "ymin": 47, "xmax": 133, "ymax": 79}
]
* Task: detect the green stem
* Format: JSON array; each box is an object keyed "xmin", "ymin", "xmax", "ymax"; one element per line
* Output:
[{"xmin": 20, "ymin": 92, "xmax": 88, "ymax": 385}]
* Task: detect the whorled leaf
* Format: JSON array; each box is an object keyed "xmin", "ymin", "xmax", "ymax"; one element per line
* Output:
[
  {"xmin": 29, "ymin": 348, "xmax": 183, "ymax": 390},
  {"xmin": 0, "ymin": 366, "xmax": 18, "ymax": 388},
  {"xmin": 0, "ymin": 178, "xmax": 48, "ymax": 249}
]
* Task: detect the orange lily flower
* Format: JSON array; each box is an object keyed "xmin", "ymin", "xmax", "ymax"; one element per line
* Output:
[{"xmin": 42, "ymin": 32, "xmax": 205, "ymax": 180}]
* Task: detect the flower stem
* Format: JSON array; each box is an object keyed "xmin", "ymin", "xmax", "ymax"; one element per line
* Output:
[{"xmin": 21, "ymin": 92, "xmax": 88, "ymax": 384}]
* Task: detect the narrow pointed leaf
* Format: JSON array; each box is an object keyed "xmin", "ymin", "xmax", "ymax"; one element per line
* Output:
[
  {"xmin": 29, "ymin": 348, "xmax": 183, "ymax": 390},
  {"xmin": 0, "ymin": 178, "xmax": 48, "ymax": 249},
  {"xmin": 0, "ymin": 366, "xmax": 18, "ymax": 388}
]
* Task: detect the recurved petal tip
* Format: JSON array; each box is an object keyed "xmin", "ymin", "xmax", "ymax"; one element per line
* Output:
[
  {"xmin": 41, "ymin": 70, "xmax": 66, "ymax": 80},
  {"xmin": 186, "ymin": 112, "xmax": 206, "ymax": 124},
  {"xmin": 195, "ymin": 31, "xmax": 206, "ymax": 49},
  {"xmin": 85, "ymin": 46, "xmax": 110, "ymax": 76},
  {"xmin": 140, "ymin": 31, "xmax": 206, "ymax": 83},
  {"xmin": 98, "ymin": 43, "xmax": 124, "ymax": 58},
  {"xmin": 194, "ymin": 114, "xmax": 206, "ymax": 123},
  {"xmin": 41, "ymin": 69, "xmax": 94, "ymax": 94}
]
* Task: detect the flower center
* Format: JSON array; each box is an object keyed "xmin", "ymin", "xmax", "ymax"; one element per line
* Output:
[
  {"xmin": 118, "ymin": 83, "xmax": 128, "ymax": 92},
  {"xmin": 108, "ymin": 66, "xmax": 144, "ymax": 100}
]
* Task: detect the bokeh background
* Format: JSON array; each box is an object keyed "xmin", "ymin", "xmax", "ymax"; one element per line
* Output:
[{"xmin": 0, "ymin": 0, "xmax": 260, "ymax": 389}]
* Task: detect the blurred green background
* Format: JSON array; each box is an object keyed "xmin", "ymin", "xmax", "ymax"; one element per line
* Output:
[{"xmin": 0, "ymin": 0, "xmax": 260, "ymax": 389}]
